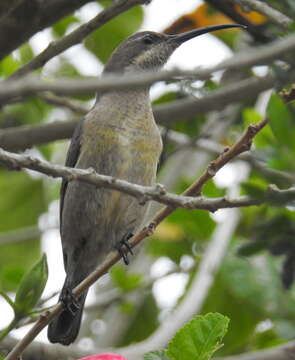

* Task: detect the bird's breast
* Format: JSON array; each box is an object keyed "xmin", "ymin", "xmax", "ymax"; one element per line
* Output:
[{"xmin": 79, "ymin": 118, "xmax": 162, "ymax": 185}]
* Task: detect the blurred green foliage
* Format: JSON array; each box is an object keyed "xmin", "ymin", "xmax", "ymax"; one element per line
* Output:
[
  {"xmin": 85, "ymin": 6, "xmax": 144, "ymax": 64},
  {"xmin": 0, "ymin": 0, "xmax": 295, "ymax": 356},
  {"xmin": 0, "ymin": 172, "xmax": 46, "ymax": 292},
  {"xmin": 14, "ymin": 254, "xmax": 48, "ymax": 317}
]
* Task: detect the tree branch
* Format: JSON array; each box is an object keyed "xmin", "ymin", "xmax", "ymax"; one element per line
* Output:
[
  {"xmin": 122, "ymin": 188, "xmax": 242, "ymax": 359},
  {"xmin": 38, "ymin": 93, "xmax": 87, "ymax": 114},
  {"xmin": 0, "ymin": 226, "xmax": 41, "ymax": 245},
  {"xmin": 166, "ymin": 131, "xmax": 295, "ymax": 186},
  {"xmin": 0, "ymin": 73, "xmax": 280, "ymax": 151},
  {"xmin": 8, "ymin": 0, "xmax": 150, "ymax": 79},
  {"xmin": 0, "ymin": 146, "xmax": 260, "ymax": 211},
  {"xmin": 4, "ymin": 118, "xmax": 267, "ymax": 360},
  {"xmin": 238, "ymin": 0, "xmax": 292, "ymax": 29},
  {"xmin": 218, "ymin": 340, "xmax": 295, "ymax": 360},
  {"xmin": 2, "ymin": 336, "xmax": 295, "ymax": 360},
  {"xmin": 2, "ymin": 33, "xmax": 295, "ymax": 150},
  {"xmin": 3, "ymin": 32, "xmax": 295, "ymax": 98},
  {"xmin": 0, "ymin": 0, "xmax": 93, "ymax": 59},
  {"xmin": 3, "ymin": 31, "xmax": 295, "ymax": 98},
  {"xmin": 205, "ymin": 0, "xmax": 272, "ymax": 43},
  {"xmin": 5, "ymin": 138, "xmax": 295, "ymax": 212}
]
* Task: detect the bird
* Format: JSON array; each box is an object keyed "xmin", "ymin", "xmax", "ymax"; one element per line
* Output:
[{"xmin": 47, "ymin": 23, "xmax": 244, "ymax": 345}]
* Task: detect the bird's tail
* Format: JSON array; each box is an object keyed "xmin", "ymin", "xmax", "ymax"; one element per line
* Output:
[{"xmin": 47, "ymin": 278, "xmax": 88, "ymax": 345}]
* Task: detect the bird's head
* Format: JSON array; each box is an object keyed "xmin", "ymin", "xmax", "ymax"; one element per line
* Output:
[{"xmin": 104, "ymin": 24, "xmax": 245, "ymax": 74}]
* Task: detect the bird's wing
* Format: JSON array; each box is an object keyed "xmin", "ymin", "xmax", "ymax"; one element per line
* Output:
[{"xmin": 60, "ymin": 120, "xmax": 83, "ymax": 228}]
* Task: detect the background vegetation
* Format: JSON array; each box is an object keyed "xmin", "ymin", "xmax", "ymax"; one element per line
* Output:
[{"xmin": 0, "ymin": 0, "xmax": 295, "ymax": 359}]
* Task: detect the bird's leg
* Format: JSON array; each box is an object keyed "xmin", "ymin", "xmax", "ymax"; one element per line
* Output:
[
  {"xmin": 116, "ymin": 232, "xmax": 134, "ymax": 265},
  {"xmin": 121, "ymin": 232, "xmax": 134, "ymax": 255},
  {"xmin": 61, "ymin": 288, "xmax": 80, "ymax": 316}
]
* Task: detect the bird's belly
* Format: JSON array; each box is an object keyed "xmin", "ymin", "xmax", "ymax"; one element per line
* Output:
[
  {"xmin": 79, "ymin": 124, "xmax": 162, "ymax": 185},
  {"xmin": 69, "ymin": 124, "xmax": 162, "ymax": 247}
]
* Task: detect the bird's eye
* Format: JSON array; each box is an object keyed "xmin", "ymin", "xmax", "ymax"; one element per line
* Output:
[{"xmin": 143, "ymin": 36, "xmax": 154, "ymax": 45}]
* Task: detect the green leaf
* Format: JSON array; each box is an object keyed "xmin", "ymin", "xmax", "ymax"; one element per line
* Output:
[
  {"xmin": 111, "ymin": 264, "xmax": 142, "ymax": 292},
  {"xmin": 18, "ymin": 43, "xmax": 34, "ymax": 64},
  {"xmin": 241, "ymin": 182, "xmax": 265, "ymax": 200},
  {"xmin": 243, "ymin": 107, "xmax": 263, "ymax": 125},
  {"xmin": 237, "ymin": 239, "xmax": 269, "ymax": 256},
  {"xmin": 144, "ymin": 350, "xmax": 170, "ymax": 360},
  {"xmin": 14, "ymin": 254, "xmax": 48, "ymax": 316},
  {"xmin": 52, "ymin": 15, "xmax": 79, "ymax": 37},
  {"xmin": 4, "ymin": 97, "xmax": 51, "ymax": 126},
  {"xmin": 252, "ymin": 328, "xmax": 286, "ymax": 350},
  {"xmin": 54, "ymin": 59, "xmax": 82, "ymax": 78},
  {"xmin": 119, "ymin": 301, "xmax": 135, "ymax": 314},
  {"xmin": 202, "ymin": 180, "xmax": 225, "ymax": 198},
  {"xmin": 0, "ymin": 56, "xmax": 20, "ymax": 76},
  {"xmin": 147, "ymin": 236, "xmax": 191, "ymax": 264},
  {"xmin": 169, "ymin": 209, "xmax": 215, "ymax": 242},
  {"xmin": 243, "ymin": 108, "xmax": 275, "ymax": 149},
  {"xmin": 166, "ymin": 313, "xmax": 229, "ymax": 360},
  {"xmin": 85, "ymin": 5, "xmax": 144, "ymax": 63},
  {"xmin": 0, "ymin": 171, "xmax": 47, "ymax": 292},
  {"xmin": 267, "ymin": 93, "xmax": 295, "ymax": 152}
]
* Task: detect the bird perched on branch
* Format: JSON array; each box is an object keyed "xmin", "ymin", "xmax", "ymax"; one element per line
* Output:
[{"xmin": 47, "ymin": 23, "xmax": 244, "ymax": 345}]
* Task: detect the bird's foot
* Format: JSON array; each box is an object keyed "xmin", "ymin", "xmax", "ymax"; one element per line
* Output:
[
  {"xmin": 116, "ymin": 232, "xmax": 134, "ymax": 265},
  {"xmin": 61, "ymin": 288, "xmax": 80, "ymax": 316}
]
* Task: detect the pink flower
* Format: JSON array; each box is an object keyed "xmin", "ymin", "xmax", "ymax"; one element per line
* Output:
[{"xmin": 78, "ymin": 353, "xmax": 128, "ymax": 360}]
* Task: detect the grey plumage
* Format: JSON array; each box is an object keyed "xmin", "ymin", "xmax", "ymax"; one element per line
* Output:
[{"xmin": 47, "ymin": 25, "xmax": 244, "ymax": 345}]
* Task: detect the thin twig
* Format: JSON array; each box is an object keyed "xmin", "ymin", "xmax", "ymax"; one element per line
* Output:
[
  {"xmin": 38, "ymin": 93, "xmax": 88, "ymax": 114},
  {"xmin": 166, "ymin": 131, "xmax": 295, "ymax": 185},
  {"xmin": 8, "ymin": 0, "xmax": 150, "ymax": 80},
  {"xmin": 238, "ymin": 0, "xmax": 292, "ymax": 29},
  {"xmin": 0, "ymin": 74, "xmax": 279, "ymax": 151},
  {"xmin": 0, "ymin": 226, "xmax": 41, "ymax": 245},
  {"xmin": 2, "ymin": 123, "xmax": 295, "ymax": 211},
  {"xmin": 0, "ymin": 140, "xmax": 278, "ymax": 212},
  {"xmin": 4, "ymin": 118, "xmax": 267, "ymax": 360},
  {"xmin": 3, "ymin": 32, "xmax": 295, "ymax": 101},
  {"xmin": 121, "ymin": 187, "xmax": 242, "ymax": 358},
  {"xmin": 2, "ymin": 335, "xmax": 295, "ymax": 360},
  {"xmin": 217, "ymin": 340, "xmax": 295, "ymax": 360}
]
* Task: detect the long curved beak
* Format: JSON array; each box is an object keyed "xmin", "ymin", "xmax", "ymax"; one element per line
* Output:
[{"xmin": 168, "ymin": 24, "xmax": 246, "ymax": 44}]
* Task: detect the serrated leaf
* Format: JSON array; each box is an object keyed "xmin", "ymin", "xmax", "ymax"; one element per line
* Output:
[
  {"xmin": 144, "ymin": 350, "xmax": 170, "ymax": 360},
  {"xmin": 166, "ymin": 313, "xmax": 229, "ymax": 360}
]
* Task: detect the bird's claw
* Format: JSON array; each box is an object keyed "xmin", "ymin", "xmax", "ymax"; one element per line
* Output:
[
  {"xmin": 116, "ymin": 232, "xmax": 134, "ymax": 265},
  {"xmin": 61, "ymin": 288, "xmax": 80, "ymax": 316}
]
